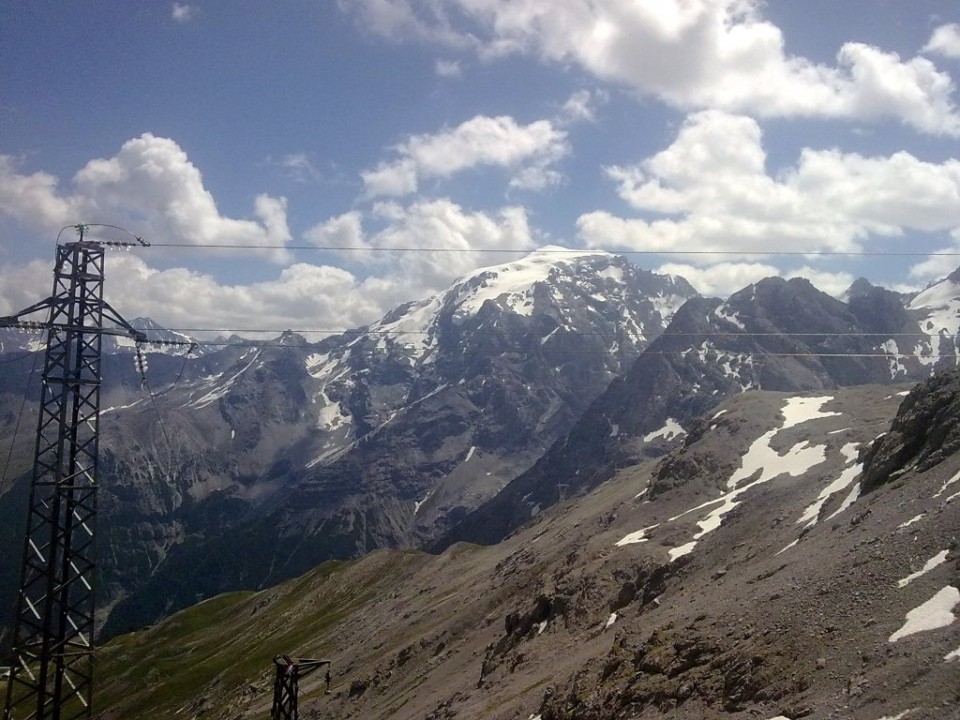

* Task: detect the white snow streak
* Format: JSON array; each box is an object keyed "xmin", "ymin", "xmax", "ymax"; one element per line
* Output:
[
  {"xmin": 776, "ymin": 539, "xmax": 799, "ymax": 556},
  {"xmin": 797, "ymin": 443, "xmax": 861, "ymax": 527},
  {"xmin": 888, "ymin": 585, "xmax": 960, "ymax": 642},
  {"xmin": 414, "ymin": 491, "xmax": 433, "ymax": 516},
  {"xmin": 714, "ymin": 303, "xmax": 746, "ymax": 330},
  {"xmin": 666, "ymin": 396, "xmax": 834, "ymax": 562},
  {"xmin": 934, "ymin": 467, "xmax": 960, "ymax": 498},
  {"xmin": 615, "ymin": 524, "xmax": 659, "ymax": 547},
  {"xmin": 187, "ymin": 350, "xmax": 261, "ymax": 409},
  {"xmin": 669, "ymin": 541, "xmax": 697, "ymax": 561},
  {"xmin": 897, "ymin": 550, "xmax": 950, "ymax": 588},
  {"xmin": 826, "ymin": 482, "xmax": 860, "ymax": 520},
  {"xmin": 643, "ymin": 418, "xmax": 685, "ymax": 443},
  {"xmin": 897, "ymin": 514, "xmax": 925, "ymax": 530},
  {"xmin": 100, "ymin": 399, "xmax": 145, "ymax": 414}
]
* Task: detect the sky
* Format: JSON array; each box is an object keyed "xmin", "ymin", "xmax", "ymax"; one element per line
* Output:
[{"xmin": 2, "ymin": 0, "xmax": 960, "ymax": 337}]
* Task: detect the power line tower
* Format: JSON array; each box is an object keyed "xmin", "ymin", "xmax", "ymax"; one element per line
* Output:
[
  {"xmin": 1, "ymin": 226, "xmax": 148, "ymax": 720},
  {"xmin": 271, "ymin": 656, "xmax": 331, "ymax": 720}
]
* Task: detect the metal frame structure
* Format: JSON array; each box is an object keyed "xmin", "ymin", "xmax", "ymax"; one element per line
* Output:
[
  {"xmin": 271, "ymin": 656, "xmax": 331, "ymax": 720},
  {"xmin": 2, "ymin": 227, "xmax": 146, "ymax": 720}
]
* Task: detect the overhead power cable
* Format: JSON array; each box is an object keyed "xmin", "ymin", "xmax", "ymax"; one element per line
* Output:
[
  {"xmin": 144, "ymin": 243, "xmax": 960, "ymax": 257},
  {"xmin": 124, "ymin": 337, "xmax": 959, "ymax": 360},
  {"xmin": 161, "ymin": 327, "xmax": 957, "ymax": 339},
  {"xmin": 0, "ymin": 348, "xmax": 42, "ymax": 498}
]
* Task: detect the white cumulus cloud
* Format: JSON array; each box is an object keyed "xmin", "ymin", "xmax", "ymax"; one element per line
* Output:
[
  {"xmin": 2, "ymin": 197, "xmax": 535, "ymax": 336},
  {"xmin": 0, "ymin": 134, "xmax": 293, "ymax": 262},
  {"xmin": 342, "ymin": 0, "xmax": 960, "ymax": 135},
  {"xmin": 577, "ymin": 110, "xmax": 960, "ymax": 282},
  {"xmin": 362, "ymin": 114, "xmax": 569, "ymax": 197},
  {"xmin": 656, "ymin": 261, "xmax": 779, "ymax": 297},
  {"xmin": 96, "ymin": 254, "xmax": 385, "ymax": 336},
  {"xmin": 924, "ymin": 23, "xmax": 960, "ymax": 60},
  {"xmin": 305, "ymin": 198, "xmax": 535, "ymax": 303}
]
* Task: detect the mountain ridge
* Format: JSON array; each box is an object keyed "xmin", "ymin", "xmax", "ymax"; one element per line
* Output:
[
  {"xmin": 89, "ymin": 373, "xmax": 960, "ymax": 720},
  {"xmin": 3, "ymin": 253, "xmax": 960, "ymax": 647},
  {"xmin": 437, "ymin": 272, "xmax": 960, "ymax": 550}
]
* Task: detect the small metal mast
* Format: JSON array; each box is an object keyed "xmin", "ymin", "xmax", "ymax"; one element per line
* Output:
[
  {"xmin": 271, "ymin": 656, "xmax": 331, "ymax": 720},
  {"xmin": 2, "ymin": 225, "xmax": 147, "ymax": 720}
]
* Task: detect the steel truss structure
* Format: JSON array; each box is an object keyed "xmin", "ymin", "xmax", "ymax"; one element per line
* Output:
[
  {"xmin": 271, "ymin": 656, "xmax": 331, "ymax": 720},
  {"xmin": 2, "ymin": 229, "xmax": 146, "ymax": 720}
]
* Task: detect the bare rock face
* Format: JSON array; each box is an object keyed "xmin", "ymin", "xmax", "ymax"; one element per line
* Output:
[{"xmin": 860, "ymin": 366, "xmax": 960, "ymax": 492}]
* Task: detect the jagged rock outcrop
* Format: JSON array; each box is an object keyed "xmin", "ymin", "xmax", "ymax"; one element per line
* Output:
[{"xmin": 860, "ymin": 366, "xmax": 960, "ymax": 492}]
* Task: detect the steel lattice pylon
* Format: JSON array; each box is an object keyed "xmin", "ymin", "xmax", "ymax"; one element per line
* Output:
[
  {"xmin": 2, "ymin": 230, "xmax": 146, "ymax": 720},
  {"xmin": 271, "ymin": 657, "xmax": 331, "ymax": 720}
]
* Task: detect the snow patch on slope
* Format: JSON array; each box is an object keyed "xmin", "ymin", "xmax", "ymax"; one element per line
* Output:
[
  {"xmin": 666, "ymin": 396, "xmax": 835, "ymax": 562},
  {"xmin": 727, "ymin": 396, "xmax": 837, "ymax": 490},
  {"xmin": 888, "ymin": 585, "xmax": 959, "ymax": 642},
  {"xmin": 644, "ymin": 419, "xmax": 685, "ymax": 443},
  {"xmin": 185, "ymin": 349, "xmax": 261, "ymax": 409},
  {"xmin": 908, "ymin": 277, "xmax": 960, "ymax": 365},
  {"xmin": 615, "ymin": 524, "xmax": 659, "ymax": 547},
  {"xmin": 796, "ymin": 443, "xmax": 861, "ymax": 527},
  {"xmin": 371, "ymin": 294, "xmax": 444, "ymax": 361},
  {"xmin": 714, "ymin": 302, "xmax": 746, "ymax": 330},
  {"xmin": 897, "ymin": 550, "xmax": 950, "ymax": 588}
]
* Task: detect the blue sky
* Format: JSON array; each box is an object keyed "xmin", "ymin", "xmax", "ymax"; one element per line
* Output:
[{"xmin": 2, "ymin": 1, "xmax": 960, "ymax": 335}]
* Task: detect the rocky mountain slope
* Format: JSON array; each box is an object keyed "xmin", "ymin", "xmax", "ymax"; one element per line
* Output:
[
  {"xmin": 0, "ymin": 249, "xmax": 697, "ymax": 641},
  {"xmin": 91, "ymin": 372, "xmax": 960, "ymax": 720},
  {"xmin": 439, "ymin": 272, "xmax": 960, "ymax": 550}
]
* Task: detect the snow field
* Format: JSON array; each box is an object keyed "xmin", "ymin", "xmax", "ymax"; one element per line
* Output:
[
  {"xmin": 621, "ymin": 396, "xmax": 846, "ymax": 563},
  {"xmin": 888, "ymin": 585, "xmax": 960, "ymax": 642}
]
